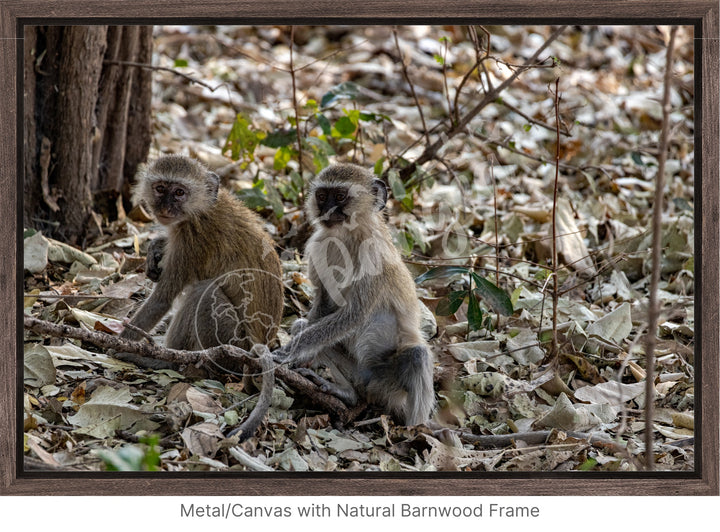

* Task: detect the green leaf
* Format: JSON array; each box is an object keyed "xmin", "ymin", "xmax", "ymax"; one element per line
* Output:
[
  {"xmin": 386, "ymin": 170, "xmax": 414, "ymax": 211},
  {"xmin": 387, "ymin": 170, "xmax": 407, "ymax": 200},
  {"xmin": 435, "ymin": 290, "xmax": 466, "ymax": 316},
  {"xmin": 316, "ymin": 113, "xmax": 332, "ymax": 136},
  {"xmin": 261, "ymin": 129, "xmax": 296, "ymax": 148},
  {"xmin": 631, "ymin": 152, "xmax": 645, "ymax": 166},
  {"xmin": 471, "ymin": 272, "xmax": 514, "ymax": 316},
  {"xmin": 290, "ymin": 170, "xmax": 305, "ymax": 192},
  {"xmin": 98, "ymin": 438, "xmax": 160, "ymax": 471},
  {"xmin": 394, "ymin": 230, "xmax": 413, "ymax": 256},
  {"xmin": 273, "ymin": 146, "xmax": 294, "ymax": 170},
  {"xmin": 237, "ymin": 184, "xmax": 271, "ymax": 211},
  {"xmin": 265, "ymin": 182, "xmax": 286, "ymax": 218},
  {"xmin": 467, "ymin": 293, "xmax": 484, "ymax": 331},
  {"xmin": 510, "ymin": 285, "xmax": 523, "ymax": 306},
  {"xmin": 415, "ymin": 265, "xmax": 469, "ymax": 284},
  {"xmin": 358, "ymin": 110, "xmax": 392, "ymax": 124},
  {"xmin": 534, "ymin": 267, "xmax": 551, "ymax": 281},
  {"xmin": 305, "ymin": 136, "xmax": 334, "ymax": 171},
  {"xmin": 434, "ymin": 54, "xmax": 445, "ymax": 65},
  {"xmin": 320, "ymin": 81, "xmax": 360, "ymax": 108},
  {"xmin": 173, "ymin": 58, "xmax": 189, "ymax": 68},
  {"xmin": 373, "ymin": 157, "xmax": 386, "ymax": 176},
  {"xmin": 333, "ymin": 116, "xmax": 357, "ymax": 137},
  {"xmin": 222, "ymin": 114, "xmax": 262, "ymax": 164},
  {"xmin": 578, "ymin": 457, "xmax": 598, "ymax": 471}
]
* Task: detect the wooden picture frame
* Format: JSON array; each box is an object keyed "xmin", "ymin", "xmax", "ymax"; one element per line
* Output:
[{"xmin": 1, "ymin": 0, "xmax": 717, "ymax": 495}]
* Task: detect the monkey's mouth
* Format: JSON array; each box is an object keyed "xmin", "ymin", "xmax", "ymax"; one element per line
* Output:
[
  {"xmin": 320, "ymin": 212, "xmax": 347, "ymax": 227},
  {"xmin": 156, "ymin": 214, "xmax": 176, "ymax": 225}
]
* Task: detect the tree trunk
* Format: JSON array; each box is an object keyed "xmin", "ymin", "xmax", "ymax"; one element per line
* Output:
[{"xmin": 23, "ymin": 25, "xmax": 153, "ymax": 244}]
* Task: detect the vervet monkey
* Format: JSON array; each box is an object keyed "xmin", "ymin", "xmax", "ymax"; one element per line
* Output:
[
  {"xmin": 123, "ymin": 154, "xmax": 283, "ymax": 350},
  {"xmin": 120, "ymin": 155, "xmax": 283, "ymax": 440},
  {"xmin": 275, "ymin": 163, "xmax": 435, "ymax": 425}
]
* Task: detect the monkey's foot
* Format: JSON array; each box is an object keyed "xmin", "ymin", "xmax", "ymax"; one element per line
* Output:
[{"xmin": 296, "ymin": 368, "xmax": 358, "ymax": 406}]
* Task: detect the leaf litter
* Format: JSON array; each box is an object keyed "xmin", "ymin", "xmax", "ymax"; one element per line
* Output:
[{"xmin": 23, "ymin": 25, "xmax": 694, "ymax": 472}]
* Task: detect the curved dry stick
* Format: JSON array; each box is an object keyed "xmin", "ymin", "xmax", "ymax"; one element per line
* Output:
[{"xmin": 23, "ymin": 315, "xmax": 355, "ymax": 425}]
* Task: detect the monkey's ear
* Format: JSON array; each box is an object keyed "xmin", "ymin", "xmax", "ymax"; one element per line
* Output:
[
  {"xmin": 371, "ymin": 179, "xmax": 388, "ymax": 211},
  {"xmin": 206, "ymin": 172, "xmax": 220, "ymax": 202}
]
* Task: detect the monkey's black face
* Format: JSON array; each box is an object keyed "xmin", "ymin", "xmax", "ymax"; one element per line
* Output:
[
  {"xmin": 314, "ymin": 186, "xmax": 350, "ymax": 227},
  {"xmin": 151, "ymin": 181, "xmax": 190, "ymax": 225}
]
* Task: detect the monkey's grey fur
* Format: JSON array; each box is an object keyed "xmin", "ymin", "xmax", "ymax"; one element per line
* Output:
[{"xmin": 276, "ymin": 163, "xmax": 435, "ymax": 425}]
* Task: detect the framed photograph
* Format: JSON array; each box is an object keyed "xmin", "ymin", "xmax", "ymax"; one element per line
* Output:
[{"xmin": 2, "ymin": 1, "xmax": 717, "ymax": 496}]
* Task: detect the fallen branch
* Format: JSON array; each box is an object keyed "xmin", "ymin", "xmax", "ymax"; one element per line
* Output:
[
  {"xmin": 445, "ymin": 428, "xmax": 625, "ymax": 452},
  {"xmin": 23, "ymin": 315, "xmax": 355, "ymax": 425}
]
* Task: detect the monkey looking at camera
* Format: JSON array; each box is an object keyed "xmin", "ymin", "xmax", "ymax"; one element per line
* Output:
[
  {"xmin": 123, "ymin": 154, "xmax": 284, "ymax": 351},
  {"xmin": 119, "ymin": 154, "xmax": 284, "ymax": 440},
  {"xmin": 275, "ymin": 163, "xmax": 435, "ymax": 426}
]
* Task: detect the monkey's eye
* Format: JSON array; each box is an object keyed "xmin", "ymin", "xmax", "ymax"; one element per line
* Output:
[
  {"xmin": 335, "ymin": 192, "xmax": 346, "ymax": 202},
  {"xmin": 154, "ymin": 184, "xmax": 166, "ymax": 194},
  {"xmin": 316, "ymin": 191, "xmax": 328, "ymax": 202},
  {"xmin": 174, "ymin": 188, "xmax": 186, "ymax": 198}
]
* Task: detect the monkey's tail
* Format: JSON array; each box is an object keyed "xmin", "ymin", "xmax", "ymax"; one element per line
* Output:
[
  {"xmin": 226, "ymin": 344, "xmax": 275, "ymax": 441},
  {"xmin": 401, "ymin": 345, "xmax": 435, "ymax": 426}
]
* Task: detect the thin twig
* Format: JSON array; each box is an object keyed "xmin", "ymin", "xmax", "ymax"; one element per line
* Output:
[
  {"xmin": 644, "ymin": 26, "xmax": 678, "ymax": 472},
  {"xmin": 551, "ymin": 77, "xmax": 561, "ymax": 359},
  {"xmin": 452, "ymin": 26, "xmax": 488, "ymax": 125},
  {"xmin": 397, "ymin": 25, "xmax": 567, "ymax": 180},
  {"xmin": 498, "ymin": 99, "xmax": 572, "ymax": 137},
  {"xmin": 288, "ymin": 26, "xmax": 306, "ymax": 201},
  {"xmin": 103, "ymin": 60, "xmax": 219, "ymax": 92},
  {"xmin": 440, "ymin": 37, "xmax": 454, "ymax": 125},
  {"xmin": 392, "ymin": 27, "xmax": 431, "ymax": 145}
]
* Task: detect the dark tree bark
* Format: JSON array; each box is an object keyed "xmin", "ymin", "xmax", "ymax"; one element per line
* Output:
[{"xmin": 23, "ymin": 25, "xmax": 153, "ymax": 244}]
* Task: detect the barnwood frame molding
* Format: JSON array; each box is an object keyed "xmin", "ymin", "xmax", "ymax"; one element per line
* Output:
[{"xmin": 1, "ymin": 0, "xmax": 717, "ymax": 495}]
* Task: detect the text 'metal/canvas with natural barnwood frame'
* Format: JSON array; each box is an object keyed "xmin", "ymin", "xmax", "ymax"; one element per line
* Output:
[{"xmin": 1, "ymin": 0, "xmax": 717, "ymax": 495}]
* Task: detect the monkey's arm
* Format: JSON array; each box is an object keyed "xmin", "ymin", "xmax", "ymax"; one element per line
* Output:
[
  {"xmin": 145, "ymin": 236, "xmax": 167, "ymax": 282},
  {"xmin": 274, "ymin": 295, "xmax": 370, "ymax": 365},
  {"xmin": 121, "ymin": 274, "xmax": 186, "ymax": 341}
]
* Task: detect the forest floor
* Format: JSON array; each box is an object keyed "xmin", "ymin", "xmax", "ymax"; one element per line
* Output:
[{"xmin": 23, "ymin": 24, "xmax": 695, "ymax": 472}]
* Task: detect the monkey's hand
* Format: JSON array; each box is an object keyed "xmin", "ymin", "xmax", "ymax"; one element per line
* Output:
[
  {"xmin": 271, "ymin": 345, "xmax": 293, "ymax": 365},
  {"xmin": 290, "ymin": 318, "xmax": 309, "ymax": 335},
  {"xmin": 271, "ymin": 318, "xmax": 309, "ymax": 365},
  {"xmin": 295, "ymin": 367, "xmax": 358, "ymax": 406},
  {"xmin": 145, "ymin": 236, "xmax": 167, "ymax": 282}
]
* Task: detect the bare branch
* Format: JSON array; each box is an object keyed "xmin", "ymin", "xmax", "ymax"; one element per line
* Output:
[
  {"xmin": 23, "ymin": 315, "xmax": 355, "ymax": 424},
  {"xmin": 644, "ymin": 26, "xmax": 678, "ymax": 472}
]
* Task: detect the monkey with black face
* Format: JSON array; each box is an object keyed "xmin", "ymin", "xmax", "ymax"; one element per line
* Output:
[
  {"xmin": 275, "ymin": 163, "xmax": 434, "ymax": 425},
  {"xmin": 119, "ymin": 154, "xmax": 284, "ymax": 440}
]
